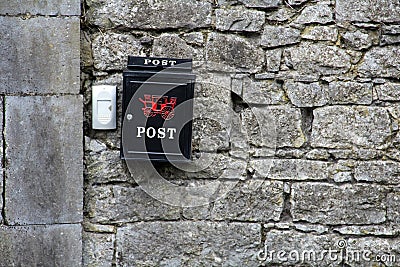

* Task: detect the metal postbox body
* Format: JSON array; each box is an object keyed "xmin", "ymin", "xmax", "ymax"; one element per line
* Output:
[{"xmin": 121, "ymin": 56, "xmax": 195, "ymax": 162}]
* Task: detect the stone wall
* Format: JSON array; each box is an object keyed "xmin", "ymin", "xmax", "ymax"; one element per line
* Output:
[
  {"xmin": 82, "ymin": 0, "xmax": 400, "ymax": 266},
  {"xmin": 0, "ymin": 0, "xmax": 83, "ymax": 265}
]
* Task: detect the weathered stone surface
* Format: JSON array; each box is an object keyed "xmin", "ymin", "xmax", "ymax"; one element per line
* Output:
[
  {"xmin": 302, "ymin": 26, "xmax": 338, "ymax": 41},
  {"xmin": 86, "ymin": 142, "xmax": 132, "ymax": 184},
  {"xmin": 291, "ymin": 183, "xmax": 387, "ymax": 225},
  {"xmin": 92, "ymin": 32, "xmax": 145, "ymax": 71},
  {"xmin": 206, "ymin": 33, "xmax": 264, "ymax": 73},
  {"xmin": 267, "ymin": 8, "xmax": 296, "ymax": 22},
  {"xmin": 284, "ymin": 43, "xmax": 351, "ymax": 75},
  {"xmin": 182, "ymin": 32, "xmax": 204, "ymax": 46},
  {"xmin": 311, "ymin": 106, "xmax": 392, "ymax": 149},
  {"xmin": 246, "ymin": 106, "xmax": 306, "ymax": 148},
  {"xmin": 238, "ymin": 0, "xmax": 282, "ymax": 8},
  {"xmin": 285, "ymin": 81, "xmax": 329, "ymax": 107},
  {"xmin": 193, "ymin": 73, "xmax": 232, "ymax": 152},
  {"xmin": 0, "ymin": 224, "xmax": 82, "ymax": 266},
  {"xmin": 294, "ymin": 3, "xmax": 333, "ymax": 24},
  {"xmin": 87, "ymin": 0, "xmax": 212, "ymax": 29},
  {"xmin": 152, "ymin": 33, "xmax": 201, "ymax": 61},
  {"xmin": 387, "ymin": 190, "xmax": 400, "ymax": 224},
  {"xmin": 376, "ymin": 82, "xmax": 400, "ymax": 101},
  {"xmin": 265, "ymin": 48, "xmax": 282, "ymax": 72},
  {"xmin": 211, "ymin": 180, "xmax": 284, "ymax": 221},
  {"xmin": 83, "ymin": 232, "xmax": 114, "ymax": 267},
  {"xmin": 262, "ymin": 230, "xmax": 343, "ymax": 266},
  {"xmin": 355, "ymin": 161, "xmax": 400, "ymax": 184},
  {"xmin": 5, "ymin": 96, "xmax": 83, "ymax": 225},
  {"xmin": 87, "ymin": 186, "xmax": 180, "ymax": 223},
  {"xmin": 261, "ymin": 26, "xmax": 301, "ymax": 48},
  {"xmin": 0, "ymin": 17, "xmax": 80, "ymax": 93},
  {"xmin": 381, "ymin": 25, "xmax": 400, "ymax": 45},
  {"xmin": 342, "ymin": 30, "xmax": 374, "ymax": 50},
  {"xmin": 250, "ymin": 159, "xmax": 330, "ymax": 180},
  {"xmin": 286, "ymin": 0, "xmax": 308, "ymax": 5},
  {"xmin": 334, "ymin": 225, "xmax": 399, "ymax": 236},
  {"xmin": 329, "ymin": 81, "xmax": 373, "ymax": 104},
  {"xmin": 242, "ymin": 77, "xmax": 286, "ymax": 105},
  {"xmin": 0, "ymin": 0, "xmax": 80, "ymax": 15},
  {"xmin": 116, "ymin": 222, "xmax": 261, "ymax": 266},
  {"xmin": 359, "ymin": 46, "xmax": 400, "ymax": 78},
  {"xmin": 336, "ymin": 0, "xmax": 400, "ymax": 23},
  {"xmin": 216, "ymin": 7, "xmax": 265, "ymax": 32}
]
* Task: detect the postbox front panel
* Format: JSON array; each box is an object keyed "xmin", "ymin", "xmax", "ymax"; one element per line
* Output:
[{"xmin": 121, "ymin": 57, "xmax": 195, "ymax": 162}]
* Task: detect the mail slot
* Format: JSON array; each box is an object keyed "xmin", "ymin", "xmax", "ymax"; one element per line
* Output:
[{"xmin": 121, "ymin": 56, "xmax": 195, "ymax": 162}]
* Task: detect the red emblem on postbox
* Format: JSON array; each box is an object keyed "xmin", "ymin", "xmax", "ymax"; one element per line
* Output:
[{"xmin": 138, "ymin": 95, "xmax": 177, "ymax": 120}]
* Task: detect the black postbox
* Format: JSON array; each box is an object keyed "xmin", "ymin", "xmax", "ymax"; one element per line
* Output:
[{"xmin": 121, "ymin": 56, "xmax": 195, "ymax": 162}]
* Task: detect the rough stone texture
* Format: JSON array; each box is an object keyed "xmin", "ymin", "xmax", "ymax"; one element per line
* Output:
[
  {"xmin": 5, "ymin": 96, "xmax": 83, "ymax": 225},
  {"xmin": 376, "ymin": 82, "xmax": 400, "ymax": 101},
  {"xmin": 358, "ymin": 46, "xmax": 400, "ymax": 78},
  {"xmin": 261, "ymin": 26, "xmax": 301, "ymax": 48},
  {"xmin": 242, "ymin": 77, "xmax": 286, "ymax": 105},
  {"xmin": 336, "ymin": 0, "xmax": 400, "ymax": 23},
  {"xmin": 0, "ymin": 224, "xmax": 82, "ymax": 266},
  {"xmin": 285, "ymin": 81, "xmax": 329, "ymax": 107},
  {"xmin": 86, "ymin": 185, "xmax": 181, "ymax": 224},
  {"xmin": 152, "ymin": 33, "xmax": 201, "ymax": 60},
  {"xmin": 265, "ymin": 49, "xmax": 282, "ymax": 72},
  {"xmin": 0, "ymin": 0, "xmax": 80, "ymax": 15},
  {"xmin": 294, "ymin": 3, "xmax": 333, "ymax": 24},
  {"xmin": 284, "ymin": 43, "xmax": 352, "ymax": 75},
  {"xmin": 247, "ymin": 106, "xmax": 306, "ymax": 148},
  {"xmin": 87, "ymin": 0, "xmax": 212, "ymax": 29},
  {"xmin": 263, "ymin": 230, "xmax": 343, "ymax": 266},
  {"xmin": 381, "ymin": 25, "xmax": 400, "ymax": 45},
  {"xmin": 328, "ymin": 81, "xmax": 373, "ymax": 104},
  {"xmin": 334, "ymin": 225, "xmax": 400, "ymax": 236},
  {"xmin": 211, "ymin": 180, "xmax": 284, "ymax": 221},
  {"xmin": 92, "ymin": 32, "xmax": 146, "ymax": 71},
  {"xmin": 116, "ymin": 222, "xmax": 261, "ymax": 266},
  {"xmin": 206, "ymin": 33, "xmax": 264, "ymax": 73},
  {"xmin": 83, "ymin": 232, "xmax": 115, "ymax": 267},
  {"xmin": 0, "ymin": 17, "xmax": 80, "ymax": 94},
  {"xmin": 387, "ymin": 190, "xmax": 400, "ymax": 224},
  {"xmin": 311, "ymin": 106, "xmax": 392, "ymax": 149},
  {"xmin": 238, "ymin": 0, "xmax": 282, "ymax": 8},
  {"xmin": 355, "ymin": 161, "xmax": 400, "ymax": 184},
  {"xmin": 216, "ymin": 7, "xmax": 265, "ymax": 32},
  {"xmin": 250, "ymin": 159, "xmax": 330, "ymax": 180},
  {"xmin": 342, "ymin": 30, "xmax": 374, "ymax": 50},
  {"xmin": 291, "ymin": 183, "xmax": 387, "ymax": 225},
  {"xmin": 86, "ymin": 143, "xmax": 132, "ymax": 184},
  {"xmin": 302, "ymin": 26, "xmax": 338, "ymax": 41}
]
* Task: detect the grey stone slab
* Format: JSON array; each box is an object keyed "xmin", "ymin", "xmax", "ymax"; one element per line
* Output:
[
  {"xmin": 284, "ymin": 43, "xmax": 351, "ymax": 75},
  {"xmin": 5, "ymin": 96, "xmax": 83, "ymax": 225},
  {"xmin": 211, "ymin": 180, "xmax": 284, "ymax": 221},
  {"xmin": 0, "ymin": 0, "xmax": 80, "ymax": 15},
  {"xmin": 87, "ymin": 0, "xmax": 212, "ymax": 30},
  {"xmin": 216, "ymin": 7, "xmax": 265, "ymax": 32},
  {"xmin": 285, "ymin": 80, "xmax": 329, "ymax": 107},
  {"xmin": 242, "ymin": 77, "xmax": 286, "ymax": 105},
  {"xmin": 329, "ymin": 81, "xmax": 373, "ymax": 105},
  {"xmin": 92, "ymin": 32, "xmax": 145, "ymax": 71},
  {"xmin": 311, "ymin": 106, "xmax": 392, "ymax": 149},
  {"xmin": 206, "ymin": 33, "xmax": 265, "ymax": 73},
  {"xmin": 116, "ymin": 221, "xmax": 261, "ymax": 266},
  {"xmin": 376, "ymin": 82, "xmax": 400, "ymax": 101},
  {"xmin": 336, "ymin": 0, "xmax": 400, "ymax": 23},
  {"xmin": 86, "ymin": 185, "xmax": 181, "ymax": 224},
  {"xmin": 238, "ymin": 0, "xmax": 282, "ymax": 8},
  {"xmin": 261, "ymin": 26, "xmax": 301, "ymax": 48},
  {"xmin": 302, "ymin": 26, "xmax": 338, "ymax": 41},
  {"xmin": 359, "ymin": 46, "xmax": 400, "ymax": 78},
  {"xmin": 0, "ymin": 224, "xmax": 82, "ymax": 267},
  {"xmin": 291, "ymin": 183, "xmax": 387, "ymax": 225},
  {"xmin": 294, "ymin": 3, "xmax": 333, "ymax": 24},
  {"xmin": 250, "ymin": 159, "xmax": 331, "ymax": 181},
  {"xmin": 0, "ymin": 17, "xmax": 80, "ymax": 94},
  {"xmin": 83, "ymin": 232, "xmax": 114, "ymax": 267},
  {"xmin": 355, "ymin": 161, "xmax": 400, "ymax": 184}
]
